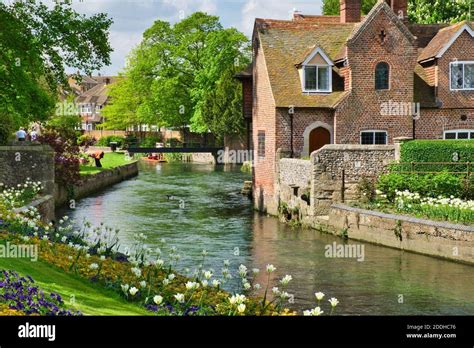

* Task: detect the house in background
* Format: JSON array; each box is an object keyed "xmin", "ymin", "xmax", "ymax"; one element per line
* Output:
[
  {"xmin": 71, "ymin": 75, "xmax": 116, "ymax": 131},
  {"xmin": 241, "ymin": 0, "xmax": 474, "ymax": 213}
]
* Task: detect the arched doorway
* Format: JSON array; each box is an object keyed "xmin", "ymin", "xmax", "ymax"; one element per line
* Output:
[{"xmin": 309, "ymin": 127, "xmax": 331, "ymax": 154}]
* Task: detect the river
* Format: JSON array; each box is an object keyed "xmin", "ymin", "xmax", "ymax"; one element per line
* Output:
[{"xmin": 57, "ymin": 162, "xmax": 474, "ymax": 315}]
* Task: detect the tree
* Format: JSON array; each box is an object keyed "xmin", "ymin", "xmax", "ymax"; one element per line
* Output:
[
  {"xmin": 322, "ymin": 0, "xmax": 377, "ymax": 15},
  {"xmin": 322, "ymin": 0, "xmax": 473, "ymax": 23},
  {"xmin": 102, "ymin": 12, "xmax": 250, "ymax": 141},
  {"xmin": 0, "ymin": 1, "xmax": 113, "ymax": 143},
  {"xmin": 408, "ymin": 0, "xmax": 472, "ymax": 24}
]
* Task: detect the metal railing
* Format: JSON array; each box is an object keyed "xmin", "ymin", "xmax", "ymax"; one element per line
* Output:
[{"xmin": 386, "ymin": 162, "xmax": 471, "ymax": 178}]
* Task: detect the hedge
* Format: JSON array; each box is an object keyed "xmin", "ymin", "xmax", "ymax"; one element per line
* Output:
[{"xmin": 398, "ymin": 140, "xmax": 473, "ymax": 173}]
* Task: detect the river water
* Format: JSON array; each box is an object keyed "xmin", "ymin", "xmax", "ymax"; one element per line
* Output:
[{"xmin": 58, "ymin": 162, "xmax": 474, "ymax": 315}]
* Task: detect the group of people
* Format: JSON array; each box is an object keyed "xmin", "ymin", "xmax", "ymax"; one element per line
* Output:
[{"xmin": 15, "ymin": 127, "xmax": 38, "ymax": 142}]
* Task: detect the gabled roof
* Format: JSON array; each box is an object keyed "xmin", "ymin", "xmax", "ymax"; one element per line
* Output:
[
  {"xmin": 418, "ymin": 21, "xmax": 474, "ymax": 62},
  {"xmin": 255, "ymin": 18, "xmax": 355, "ymax": 108},
  {"xmin": 300, "ymin": 47, "xmax": 334, "ymax": 66},
  {"xmin": 347, "ymin": 0, "xmax": 416, "ymax": 46}
]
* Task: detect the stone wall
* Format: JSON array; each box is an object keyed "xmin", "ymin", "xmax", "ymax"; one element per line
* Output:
[
  {"xmin": 320, "ymin": 204, "xmax": 474, "ymax": 265},
  {"xmin": 14, "ymin": 195, "xmax": 55, "ymax": 223},
  {"xmin": 0, "ymin": 145, "xmax": 55, "ymax": 195},
  {"xmin": 277, "ymin": 144, "xmax": 396, "ymax": 219},
  {"xmin": 312, "ymin": 144, "xmax": 395, "ymax": 180},
  {"xmin": 279, "ymin": 158, "xmax": 312, "ymax": 188},
  {"xmin": 55, "ymin": 162, "xmax": 138, "ymax": 207}
]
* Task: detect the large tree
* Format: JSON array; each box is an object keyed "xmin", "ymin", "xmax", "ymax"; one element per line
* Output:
[
  {"xmin": 0, "ymin": 1, "xmax": 113, "ymax": 143},
  {"xmin": 322, "ymin": 0, "xmax": 472, "ymax": 23},
  {"xmin": 102, "ymin": 12, "xmax": 250, "ymax": 141},
  {"xmin": 323, "ymin": 0, "xmax": 377, "ymax": 16}
]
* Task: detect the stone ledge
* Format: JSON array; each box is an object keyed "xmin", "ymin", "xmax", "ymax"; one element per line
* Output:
[
  {"xmin": 332, "ymin": 203, "xmax": 474, "ymax": 233},
  {"xmin": 13, "ymin": 195, "xmax": 55, "ymax": 222},
  {"xmin": 0, "ymin": 145, "xmax": 54, "ymax": 152}
]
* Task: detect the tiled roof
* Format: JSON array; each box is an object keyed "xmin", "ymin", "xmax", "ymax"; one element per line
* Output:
[
  {"xmin": 256, "ymin": 18, "xmax": 355, "ymax": 108},
  {"xmin": 418, "ymin": 21, "xmax": 473, "ymax": 62},
  {"xmin": 408, "ymin": 23, "xmax": 448, "ymax": 49},
  {"xmin": 76, "ymin": 82, "xmax": 110, "ymax": 105},
  {"xmin": 414, "ymin": 64, "xmax": 437, "ymax": 108}
]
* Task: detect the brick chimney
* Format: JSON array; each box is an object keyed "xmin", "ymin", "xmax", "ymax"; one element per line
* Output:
[
  {"xmin": 340, "ymin": 0, "xmax": 361, "ymax": 23},
  {"xmin": 386, "ymin": 0, "xmax": 408, "ymax": 20}
]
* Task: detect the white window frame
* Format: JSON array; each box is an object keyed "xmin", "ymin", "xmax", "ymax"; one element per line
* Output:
[
  {"xmin": 301, "ymin": 47, "xmax": 333, "ymax": 93},
  {"xmin": 449, "ymin": 61, "xmax": 474, "ymax": 91},
  {"xmin": 303, "ymin": 65, "xmax": 332, "ymax": 93},
  {"xmin": 360, "ymin": 130, "xmax": 388, "ymax": 145},
  {"xmin": 443, "ymin": 129, "xmax": 474, "ymax": 140}
]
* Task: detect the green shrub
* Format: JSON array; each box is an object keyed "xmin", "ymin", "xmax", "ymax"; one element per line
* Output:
[
  {"xmin": 97, "ymin": 135, "xmax": 125, "ymax": 147},
  {"xmin": 357, "ymin": 177, "xmax": 377, "ymax": 203},
  {"xmin": 400, "ymin": 140, "xmax": 473, "ymax": 172},
  {"xmin": 0, "ymin": 113, "xmax": 15, "ymax": 145},
  {"xmin": 139, "ymin": 135, "xmax": 162, "ymax": 148},
  {"xmin": 377, "ymin": 172, "xmax": 469, "ymax": 201},
  {"xmin": 77, "ymin": 135, "xmax": 97, "ymax": 146}
]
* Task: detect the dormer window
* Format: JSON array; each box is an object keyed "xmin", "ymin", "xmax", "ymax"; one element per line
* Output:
[
  {"xmin": 304, "ymin": 66, "xmax": 331, "ymax": 92},
  {"xmin": 450, "ymin": 61, "xmax": 474, "ymax": 91},
  {"xmin": 301, "ymin": 47, "xmax": 333, "ymax": 93}
]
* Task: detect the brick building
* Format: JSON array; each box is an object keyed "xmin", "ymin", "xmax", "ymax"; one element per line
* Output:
[{"xmin": 240, "ymin": 0, "xmax": 474, "ymax": 213}]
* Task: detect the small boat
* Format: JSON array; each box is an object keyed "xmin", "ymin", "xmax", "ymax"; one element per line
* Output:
[{"xmin": 141, "ymin": 157, "xmax": 167, "ymax": 163}]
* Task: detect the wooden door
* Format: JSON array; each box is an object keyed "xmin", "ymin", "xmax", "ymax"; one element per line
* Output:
[{"xmin": 309, "ymin": 127, "xmax": 331, "ymax": 154}]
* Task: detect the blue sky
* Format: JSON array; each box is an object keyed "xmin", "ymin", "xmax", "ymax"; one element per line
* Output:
[{"xmin": 62, "ymin": 0, "xmax": 325, "ymax": 75}]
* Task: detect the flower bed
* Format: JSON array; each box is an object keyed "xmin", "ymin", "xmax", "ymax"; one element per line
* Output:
[
  {"xmin": 0, "ymin": 205, "xmax": 340, "ymax": 316},
  {"xmin": 0, "ymin": 270, "xmax": 80, "ymax": 316},
  {"xmin": 393, "ymin": 190, "xmax": 474, "ymax": 224},
  {"xmin": 0, "ymin": 179, "xmax": 43, "ymax": 209}
]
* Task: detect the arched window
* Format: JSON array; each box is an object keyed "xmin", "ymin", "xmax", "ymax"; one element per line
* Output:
[{"xmin": 375, "ymin": 62, "xmax": 390, "ymax": 90}]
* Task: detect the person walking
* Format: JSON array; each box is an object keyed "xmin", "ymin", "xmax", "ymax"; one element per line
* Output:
[
  {"xmin": 16, "ymin": 127, "xmax": 27, "ymax": 141},
  {"xmin": 30, "ymin": 128, "xmax": 38, "ymax": 141}
]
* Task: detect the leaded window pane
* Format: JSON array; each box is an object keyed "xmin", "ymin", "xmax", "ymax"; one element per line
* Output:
[
  {"xmin": 464, "ymin": 64, "xmax": 474, "ymax": 89},
  {"xmin": 318, "ymin": 66, "xmax": 330, "ymax": 91},
  {"xmin": 375, "ymin": 62, "xmax": 389, "ymax": 90},
  {"xmin": 451, "ymin": 64, "xmax": 464, "ymax": 89},
  {"xmin": 305, "ymin": 66, "xmax": 317, "ymax": 90}
]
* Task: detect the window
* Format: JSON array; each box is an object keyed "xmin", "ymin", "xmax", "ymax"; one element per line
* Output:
[
  {"xmin": 444, "ymin": 130, "xmax": 474, "ymax": 140},
  {"xmin": 304, "ymin": 65, "xmax": 331, "ymax": 92},
  {"xmin": 450, "ymin": 61, "xmax": 474, "ymax": 90},
  {"xmin": 360, "ymin": 131, "xmax": 388, "ymax": 145},
  {"xmin": 257, "ymin": 131, "xmax": 266, "ymax": 158},
  {"xmin": 375, "ymin": 62, "xmax": 390, "ymax": 90}
]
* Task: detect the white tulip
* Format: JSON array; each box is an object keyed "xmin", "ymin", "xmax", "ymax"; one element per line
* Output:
[
  {"xmin": 129, "ymin": 287, "xmax": 139, "ymax": 296},
  {"xmin": 315, "ymin": 292, "xmax": 325, "ymax": 301},
  {"xmin": 329, "ymin": 297, "xmax": 339, "ymax": 307},
  {"xmin": 174, "ymin": 293, "xmax": 185, "ymax": 303},
  {"xmin": 237, "ymin": 303, "xmax": 246, "ymax": 314},
  {"xmin": 266, "ymin": 264, "xmax": 276, "ymax": 273},
  {"xmin": 153, "ymin": 295, "xmax": 163, "ymax": 305}
]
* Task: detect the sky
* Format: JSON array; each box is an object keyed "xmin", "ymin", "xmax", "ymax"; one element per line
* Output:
[{"xmin": 60, "ymin": 0, "xmax": 325, "ymax": 75}]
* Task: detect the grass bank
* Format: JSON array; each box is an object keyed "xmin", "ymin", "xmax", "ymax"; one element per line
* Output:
[
  {"xmin": 0, "ymin": 244, "xmax": 150, "ymax": 316},
  {"xmin": 80, "ymin": 152, "xmax": 133, "ymax": 176}
]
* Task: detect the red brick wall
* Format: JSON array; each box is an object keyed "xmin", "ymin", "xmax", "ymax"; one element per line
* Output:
[
  {"xmin": 276, "ymin": 108, "xmax": 334, "ymax": 156},
  {"xmin": 416, "ymin": 109, "xmax": 474, "ymax": 139},
  {"xmin": 242, "ymin": 78, "xmax": 253, "ymax": 119},
  {"xmin": 335, "ymin": 9, "xmax": 417, "ymax": 144},
  {"xmin": 252, "ymin": 34, "xmax": 277, "ymax": 213},
  {"xmin": 436, "ymin": 30, "xmax": 474, "ymax": 109}
]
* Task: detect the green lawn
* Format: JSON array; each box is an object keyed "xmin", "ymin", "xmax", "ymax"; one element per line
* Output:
[
  {"xmin": 80, "ymin": 152, "xmax": 134, "ymax": 176},
  {"xmin": 0, "ymin": 255, "xmax": 151, "ymax": 316}
]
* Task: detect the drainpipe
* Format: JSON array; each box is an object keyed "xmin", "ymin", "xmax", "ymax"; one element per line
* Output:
[{"xmin": 290, "ymin": 113, "xmax": 294, "ymax": 158}]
